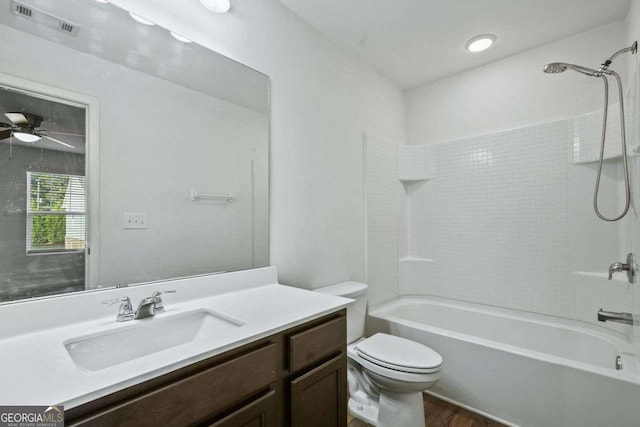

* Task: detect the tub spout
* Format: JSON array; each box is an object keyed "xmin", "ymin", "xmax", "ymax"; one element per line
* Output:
[{"xmin": 597, "ymin": 308, "xmax": 633, "ymax": 325}]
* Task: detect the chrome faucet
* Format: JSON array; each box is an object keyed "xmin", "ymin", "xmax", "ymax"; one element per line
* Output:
[
  {"xmin": 608, "ymin": 253, "xmax": 635, "ymax": 283},
  {"xmin": 598, "ymin": 308, "xmax": 634, "ymax": 326},
  {"xmin": 134, "ymin": 296, "xmax": 158, "ymax": 319},
  {"xmin": 103, "ymin": 290, "xmax": 176, "ymax": 322},
  {"xmin": 102, "ymin": 296, "xmax": 135, "ymax": 322},
  {"xmin": 133, "ymin": 290, "xmax": 176, "ymax": 319}
]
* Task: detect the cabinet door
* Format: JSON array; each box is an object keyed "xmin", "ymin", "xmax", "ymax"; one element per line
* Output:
[
  {"xmin": 210, "ymin": 390, "xmax": 276, "ymax": 427},
  {"xmin": 290, "ymin": 355, "xmax": 347, "ymax": 427}
]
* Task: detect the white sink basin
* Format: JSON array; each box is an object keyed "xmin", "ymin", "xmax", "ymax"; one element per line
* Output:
[{"xmin": 64, "ymin": 309, "xmax": 244, "ymax": 371}]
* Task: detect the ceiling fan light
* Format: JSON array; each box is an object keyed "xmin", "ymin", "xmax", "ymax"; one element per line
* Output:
[
  {"xmin": 129, "ymin": 12, "xmax": 155, "ymax": 26},
  {"xmin": 13, "ymin": 131, "xmax": 41, "ymax": 143},
  {"xmin": 170, "ymin": 31, "xmax": 192, "ymax": 43},
  {"xmin": 200, "ymin": 0, "xmax": 231, "ymax": 14}
]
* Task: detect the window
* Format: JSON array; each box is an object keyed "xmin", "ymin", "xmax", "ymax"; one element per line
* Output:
[{"xmin": 26, "ymin": 172, "xmax": 86, "ymax": 254}]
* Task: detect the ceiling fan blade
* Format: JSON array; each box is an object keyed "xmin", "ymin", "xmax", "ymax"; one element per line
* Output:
[
  {"xmin": 4, "ymin": 112, "xmax": 29, "ymax": 126},
  {"xmin": 40, "ymin": 130, "xmax": 85, "ymax": 137},
  {"xmin": 42, "ymin": 135, "xmax": 76, "ymax": 149},
  {"xmin": 0, "ymin": 128, "xmax": 11, "ymax": 140}
]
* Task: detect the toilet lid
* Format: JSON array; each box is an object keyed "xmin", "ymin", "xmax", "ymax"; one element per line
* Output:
[{"xmin": 355, "ymin": 333, "xmax": 442, "ymax": 374}]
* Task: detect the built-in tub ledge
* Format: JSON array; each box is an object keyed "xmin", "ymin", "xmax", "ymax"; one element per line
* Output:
[
  {"xmin": 0, "ymin": 266, "xmax": 352, "ymax": 409},
  {"xmin": 573, "ymin": 270, "xmax": 630, "ymax": 284}
]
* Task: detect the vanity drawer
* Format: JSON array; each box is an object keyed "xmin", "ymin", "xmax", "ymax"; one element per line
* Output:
[
  {"xmin": 288, "ymin": 316, "xmax": 346, "ymax": 373},
  {"xmin": 69, "ymin": 343, "xmax": 277, "ymax": 427}
]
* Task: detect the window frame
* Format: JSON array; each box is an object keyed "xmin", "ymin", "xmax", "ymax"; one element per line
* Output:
[{"xmin": 26, "ymin": 171, "xmax": 87, "ymax": 256}]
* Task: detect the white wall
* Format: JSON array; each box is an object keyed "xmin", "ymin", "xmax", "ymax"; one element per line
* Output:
[
  {"xmin": 406, "ymin": 21, "xmax": 628, "ymax": 145},
  {"xmin": 109, "ymin": 0, "xmax": 406, "ymax": 296}
]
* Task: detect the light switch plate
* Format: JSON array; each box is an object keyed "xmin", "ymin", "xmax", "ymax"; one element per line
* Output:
[{"xmin": 124, "ymin": 213, "xmax": 148, "ymax": 229}]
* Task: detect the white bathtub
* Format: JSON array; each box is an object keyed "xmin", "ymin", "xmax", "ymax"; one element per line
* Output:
[{"xmin": 367, "ymin": 296, "xmax": 640, "ymax": 427}]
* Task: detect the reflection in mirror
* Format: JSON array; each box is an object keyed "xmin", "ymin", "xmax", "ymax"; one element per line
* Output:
[
  {"xmin": 0, "ymin": 87, "xmax": 86, "ymax": 300},
  {"xmin": 0, "ymin": 0, "xmax": 270, "ymax": 303}
]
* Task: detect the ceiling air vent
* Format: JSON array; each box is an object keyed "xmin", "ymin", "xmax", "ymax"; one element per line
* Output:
[
  {"xmin": 15, "ymin": 3, "xmax": 32, "ymax": 17},
  {"xmin": 10, "ymin": 0, "xmax": 79, "ymax": 36},
  {"xmin": 60, "ymin": 22, "xmax": 74, "ymax": 34}
]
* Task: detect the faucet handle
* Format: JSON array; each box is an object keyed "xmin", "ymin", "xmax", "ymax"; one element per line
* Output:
[
  {"xmin": 608, "ymin": 262, "xmax": 625, "ymax": 280},
  {"xmin": 608, "ymin": 253, "xmax": 635, "ymax": 283},
  {"xmin": 102, "ymin": 297, "xmax": 134, "ymax": 322},
  {"xmin": 152, "ymin": 290, "xmax": 176, "ymax": 296},
  {"xmin": 152, "ymin": 290, "xmax": 176, "ymax": 314}
]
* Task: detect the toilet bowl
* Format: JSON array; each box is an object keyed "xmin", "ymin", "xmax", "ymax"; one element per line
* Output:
[{"xmin": 315, "ymin": 282, "xmax": 443, "ymax": 427}]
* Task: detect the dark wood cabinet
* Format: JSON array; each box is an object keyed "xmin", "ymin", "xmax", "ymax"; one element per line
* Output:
[
  {"xmin": 65, "ymin": 310, "xmax": 346, "ymax": 427},
  {"xmin": 290, "ymin": 355, "xmax": 347, "ymax": 427},
  {"xmin": 210, "ymin": 390, "xmax": 277, "ymax": 427}
]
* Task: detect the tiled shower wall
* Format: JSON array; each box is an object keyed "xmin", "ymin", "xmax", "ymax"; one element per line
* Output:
[{"xmin": 401, "ymin": 110, "xmax": 636, "ymax": 333}]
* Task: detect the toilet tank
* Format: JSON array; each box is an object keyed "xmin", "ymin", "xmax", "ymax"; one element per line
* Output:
[{"xmin": 315, "ymin": 281, "xmax": 368, "ymax": 344}]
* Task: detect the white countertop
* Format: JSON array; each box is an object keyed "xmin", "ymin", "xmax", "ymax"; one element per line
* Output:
[{"xmin": 0, "ymin": 268, "xmax": 351, "ymax": 408}]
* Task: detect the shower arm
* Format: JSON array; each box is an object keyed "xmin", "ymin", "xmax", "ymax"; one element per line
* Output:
[{"xmin": 599, "ymin": 41, "xmax": 638, "ymax": 72}]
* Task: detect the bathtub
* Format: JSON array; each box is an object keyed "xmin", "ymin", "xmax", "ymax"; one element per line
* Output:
[{"xmin": 367, "ymin": 296, "xmax": 640, "ymax": 427}]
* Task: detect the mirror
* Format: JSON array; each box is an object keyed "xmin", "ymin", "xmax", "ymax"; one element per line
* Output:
[{"xmin": 0, "ymin": 0, "xmax": 270, "ymax": 303}]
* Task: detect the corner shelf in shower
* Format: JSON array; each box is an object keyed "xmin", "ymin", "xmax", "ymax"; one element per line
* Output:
[
  {"xmin": 573, "ymin": 271, "xmax": 629, "ymax": 284},
  {"xmin": 572, "ymin": 153, "xmax": 624, "ymax": 165},
  {"xmin": 398, "ymin": 144, "xmax": 435, "ymax": 181}
]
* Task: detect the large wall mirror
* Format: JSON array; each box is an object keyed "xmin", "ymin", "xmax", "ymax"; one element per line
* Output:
[{"xmin": 0, "ymin": 0, "xmax": 270, "ymax": 303}]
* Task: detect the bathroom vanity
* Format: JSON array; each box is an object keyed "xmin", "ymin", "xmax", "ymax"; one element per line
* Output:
[
  {"xmin": 65, "ymin": 311, "xmax": 347, "ymax": 426},
  {"xmin": 0, "ymin": 267, "xmax": 350, "ymax": 427}
]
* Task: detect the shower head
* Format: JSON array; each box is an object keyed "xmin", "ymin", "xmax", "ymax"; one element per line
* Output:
[
  {"xmin": 543, "ymin": 62, "xmax": 600, "ymax": 76},
  {"xmin": 543, "ymin": 63, "xmax": 569, "ymax": 73}
]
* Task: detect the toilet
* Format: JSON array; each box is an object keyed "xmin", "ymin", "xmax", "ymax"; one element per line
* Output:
[{"xmin": 316, "ymin": 282, "xmax": 442, "ymax": 427}]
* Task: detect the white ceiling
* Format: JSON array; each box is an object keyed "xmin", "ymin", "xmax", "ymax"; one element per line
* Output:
[{"xmin": 277, "ymin": 0, "xmax": 631, "ymax": 88}]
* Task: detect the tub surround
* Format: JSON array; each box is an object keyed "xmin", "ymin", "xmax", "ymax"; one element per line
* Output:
[
  {"xmin": 0, "ymin": 266, "xmax": 351, "ymax": 409},
  {"xmin": 398, "ymin": 111, "xmax": 634, "ymax": 336}
]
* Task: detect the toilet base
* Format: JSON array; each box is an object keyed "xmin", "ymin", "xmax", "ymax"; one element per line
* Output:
[
  {"xmin": 348, "ymin": 391, "xmax": 425, "ymax": 427},
  {"xmin": 378, "ymin": 390, "xmax": 425, "ymax": 427},
  {"xmin": 348, "ymin": 397, "xmax": 379, "ymax": 426}
]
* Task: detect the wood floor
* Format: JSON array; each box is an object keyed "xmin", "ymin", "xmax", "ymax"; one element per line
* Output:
[{"xmin": 347, "ymin": 393, "xmax": 506, "ymax": 427}]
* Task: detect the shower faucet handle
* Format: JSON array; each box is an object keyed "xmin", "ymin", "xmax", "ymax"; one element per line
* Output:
[{"xmin": 608, "ymin": 253, "xmax": 635, "ymax": 283}]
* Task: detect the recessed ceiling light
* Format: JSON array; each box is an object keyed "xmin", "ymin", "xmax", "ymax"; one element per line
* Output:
[
  {"xmin": 170, "ymin": 31, "xmax": 192, "ymax": 43},
  {"xmin": 94, "ymin": 0, "xmax": 110, "ymax": 3},
  {"xmin": 465, "ymin": 34, "xmax": 497, "ymax": 53},
  {"xmin": 129, "ymin": 12, "xmax": 155, "ymax": 26},
  {"xmin": 200, "ymin": 0, "xmax": 231, "ymax": 14}
]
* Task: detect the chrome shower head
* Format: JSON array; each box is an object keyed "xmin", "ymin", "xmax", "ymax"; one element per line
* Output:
[
  {"xmin": 543, "ymin": 62, "xmax": 600, "ymax": 76},
  {"xmin": 543, "ymin": 63, "xmax": 568, "ymax": 73}
]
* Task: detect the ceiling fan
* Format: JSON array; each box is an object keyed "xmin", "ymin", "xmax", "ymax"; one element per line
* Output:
[{"xmin": 0, "ymin": 112, "xmax": 82, "ymax": 149}]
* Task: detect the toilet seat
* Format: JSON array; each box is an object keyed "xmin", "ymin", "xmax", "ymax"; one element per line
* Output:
[{"xmin": 355, "ymin": 333, "xmax": 442, "ymax": 374}]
